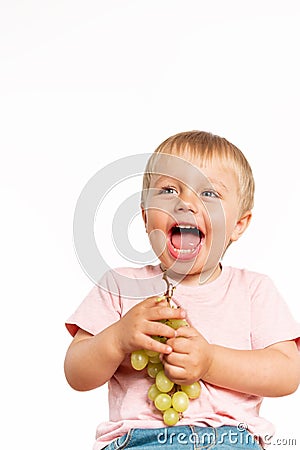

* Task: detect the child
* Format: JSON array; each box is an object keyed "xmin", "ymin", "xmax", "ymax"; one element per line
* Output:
[{"xmin": 65, "ymin": 131, "xmax": 300, "ymax": 450}]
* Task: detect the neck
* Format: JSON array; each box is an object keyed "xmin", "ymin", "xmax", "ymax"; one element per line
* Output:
[{"xmin": 160, "ymin": 263, "xmax": 222, "ymax": 287}]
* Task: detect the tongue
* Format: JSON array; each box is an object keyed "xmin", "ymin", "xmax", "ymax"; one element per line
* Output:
[{"xmin": 171, "ymin": 230, "xmax": 201, "ymax": 250}]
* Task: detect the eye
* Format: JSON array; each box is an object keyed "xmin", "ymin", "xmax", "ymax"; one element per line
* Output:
[
  {"xmin": 200, "ymin": 190, "xmax": 220, "ymax": 198},
  {"xmin": 159, "ymin": 186, "xmax": 178, "ymax": 195}
]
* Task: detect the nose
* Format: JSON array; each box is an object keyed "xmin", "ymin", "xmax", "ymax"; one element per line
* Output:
[{"xmin": 174, "ymin": 189, "xmax": 198, "ymax": 214}]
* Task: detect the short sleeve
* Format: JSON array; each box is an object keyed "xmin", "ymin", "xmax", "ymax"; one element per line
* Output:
[
  {"xmin": 250, "ymin": 275, "xmax": 300, "ymax": 351},
  {"xmin": 65, "ymin": 270, "xmax": 122, "ymax": 337}
]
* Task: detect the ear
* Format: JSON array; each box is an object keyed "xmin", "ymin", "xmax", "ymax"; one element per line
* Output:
[
  {"xmin": 230, "ymin": 210, "xmax": 252, "ymax": 242},
  {"xmin": 141, "ymin": 204, "xmax": 148, "ymax": 232}
]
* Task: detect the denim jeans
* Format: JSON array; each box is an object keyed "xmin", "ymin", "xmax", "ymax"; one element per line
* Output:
[{"xmin": 104, "ymin": 425, "xmax": 263, "ymax": 450}]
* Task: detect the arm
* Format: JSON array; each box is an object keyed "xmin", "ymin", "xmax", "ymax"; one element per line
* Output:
[
  {"xmin": 204, "ymin": 340, "xmax": 300, "ymax": 397},
  {"xmin": 64, "ymin": 296, "xmax": 187, "ymax": 391},
  {"xmin": 64, "ymin": 325, "xmax": 126, "ymax": 392},
  {"xmin": 162, "ymin": 326, "xmax": 300, "ymax": 397}
]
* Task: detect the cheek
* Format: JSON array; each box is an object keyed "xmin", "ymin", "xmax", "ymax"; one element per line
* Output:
[
  {"xmin": 144, "ymin": 207, "xmax": 173, "ymax": 232},
  {"xmin": 145, "ymin": 213, "xmax": 162, "ymax": 232},
  {"xmin": 205, "ymin": 203, "xmax": 226, "ymax": 238},
  {"xmin": 144, "ymin": 209, "xmax": 171, "ymax": 259},
  {"xmin": 205, "ymin": 203, "xmax": 237, "ymax": 238},
  {"xmin": 148, "ymin": 229, "xmax": 167, "ymax": 258},
  {"xmin": 204, "ymin": 204, "xmax": 229, "ymax": 258}
]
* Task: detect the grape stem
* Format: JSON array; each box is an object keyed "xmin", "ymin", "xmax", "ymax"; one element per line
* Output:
[
  {"xmin": 162, "ymin": 271, "xmax": 175, "ymax": 303},
  {"xmin": 162, "ymin": 271, "xmax": 181, "ymax": 412}
]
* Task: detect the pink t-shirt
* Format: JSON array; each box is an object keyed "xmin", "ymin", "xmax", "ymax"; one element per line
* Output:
[{"xmin": 66, "ymin": 265, "xmax": 300, "ymax": 450}]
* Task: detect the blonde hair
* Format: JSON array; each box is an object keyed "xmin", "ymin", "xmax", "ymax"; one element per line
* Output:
[{"xmin": 142, "ymin": 130, "xmax": 255, "ymax": 216}]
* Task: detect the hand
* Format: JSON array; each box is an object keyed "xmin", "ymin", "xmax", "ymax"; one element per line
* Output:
[
  {"xmin": 114, "ymin": 296, "xmax": 187, "ymax": 357},
  {"xmin": 161, "ymin": 325, "xmax": 214, "ymax": 385}
]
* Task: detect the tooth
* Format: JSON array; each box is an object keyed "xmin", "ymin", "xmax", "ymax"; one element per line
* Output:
[
  {"xmin": 177, "ymin": 225, "xmax": 196, "ymax": 229},
  {"xmin": 172, "ymin": 245, "xmax": 195, "ymax": 254}
]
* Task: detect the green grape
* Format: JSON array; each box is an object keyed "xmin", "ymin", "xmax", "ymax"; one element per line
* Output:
[
  {"xmin": 145, "ymin": 349, "xmax": 160, "ymax": 358},
  {"xmin": 163, "ymin": 407, "xmax": 179, "ymax": 426},
  {"xmin": 149, "ymin": 353, "xmax": 161, "ymax": 364},
  {"xmin": 152, "ymin": 335, "xmax": 166, "ymax": 343},
  {"xmin": 130, "ymin": 285, "xmax": 201, "ymax": 426},
  {"xmin": 130, "ymin": 350, "xmax": 149, "ymax": 371},
  {"xmin": 154, "ymin": 393, "xmax": 172, "ymax": 411},
  {"xmin": 165, "ymin": 319, "xmax": 188, "ymax": 330},
  {"xmin": 155, "ymin": 370, "xmax": 174, "ymax": 393},
  {"xmin": 147, "ymin": 362, "xmax": 163, "ymax": 378},
  {"xmin": 151, "ymin": 335, "xmax": 167, "ymax": 345},
  {"xmin": 147, "ymin": 384, "xmax": 161, "ymax": 401},
  {"xmin": 171, "ymin": 391, "xmax": 189, "ymax": 412},
  {"xmin": 181, "ymin": 381, "xmax": 201, "ymax": 399}
]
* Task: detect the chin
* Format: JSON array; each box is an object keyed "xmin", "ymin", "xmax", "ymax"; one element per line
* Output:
[
  {"xmin": 160, "ymin": 254, "xmax": 220, "ymax": 282},
  {"xmin": 160, "ymin": 257, "xmax": 202, "ymax": 277}
]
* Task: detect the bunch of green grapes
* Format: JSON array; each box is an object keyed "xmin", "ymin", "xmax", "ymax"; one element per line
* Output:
[{"xmin": 130, "ymin": 299, "xmax": 201, "ymax": 426}]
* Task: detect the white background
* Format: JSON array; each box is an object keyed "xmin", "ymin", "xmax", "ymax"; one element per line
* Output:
[{"xmin": 0, "ymin": 1, "xmax": 299, "ymax": 449}]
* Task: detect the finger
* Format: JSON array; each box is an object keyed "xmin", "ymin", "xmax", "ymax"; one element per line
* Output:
[
  {"xmin": 166, "ymin": 336, "xmax": 190, "ymax": 353},
  {"xmin": 142, "ymin": 296, "xmax": 167, "ymax": 307},
  {"xmin": 163, "ymin": 362, "xmax": 187, "ymax": 384},
  {"xmin": 142, "ymin": 336, "xmax": 173, "ymax": 355},
  {"xmin": 142, "ymin": 296, "xmax": 188, "ymax": 323},
  {"xmin": 145, "ymin": 321, "xmax": 177, "ymax": 340},
  {"xmin": 162, "ymin": 351, "xmax": 187, "ymax": 368},
  {"xmin": 175, "ymin": 325, "xmax": 199, "ymax": 338},
  {"xmin": 148, "ymin": 304, "xmax": 187, "ymax": 322},
  {"xmin": 139, "ymin": 296, "xmax": 172, "ymax": 313}
]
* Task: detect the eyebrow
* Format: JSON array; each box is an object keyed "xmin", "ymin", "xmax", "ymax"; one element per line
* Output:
[
  {"xmin": 151, "ymin": 175, "xmax": 175, "ymax": 185},
  {"xmin": 206, "ymin": 178, "xmax": 229, "ymax": 192},
  {"xmin": 151, "ymin": 174, "xmax": 229, "ymax": 192}
]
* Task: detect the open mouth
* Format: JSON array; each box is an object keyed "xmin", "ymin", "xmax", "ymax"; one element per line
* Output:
[{"xmin": 167, "ymin": 224, "xmax": 204, "ymax": 260}]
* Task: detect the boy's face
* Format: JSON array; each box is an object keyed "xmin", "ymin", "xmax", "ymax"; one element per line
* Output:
[{"xmin": 142, "ymin": 153, "xmax": 251, "ymax": 284}]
